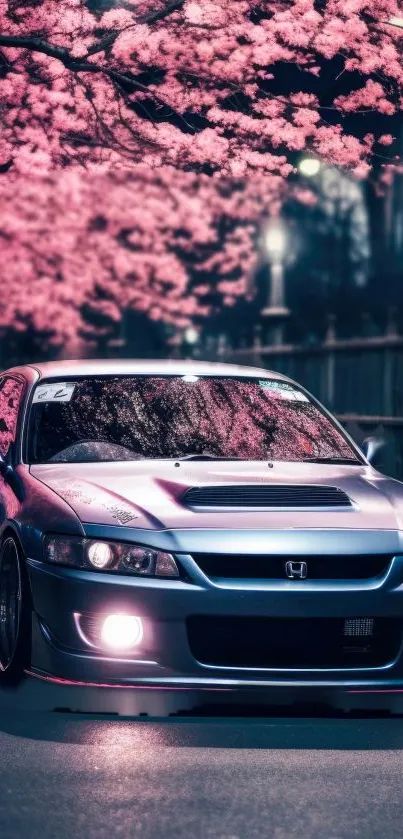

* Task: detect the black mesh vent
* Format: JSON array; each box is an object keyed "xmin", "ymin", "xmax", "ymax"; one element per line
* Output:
[
  {"xmin": 183, "ymin": 485, "xmax": 352, "ymax": 508},
  {"xmin": 187, "ymin": 616, "xmax": 401, "ymax": 669},
  {"xmin": 191, "ymin": 553, "xmax": 392, "ymax": 580}
]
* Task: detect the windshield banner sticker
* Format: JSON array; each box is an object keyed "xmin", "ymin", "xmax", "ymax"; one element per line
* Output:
[
  {"xmin": 259, "ymin": 381, "xmax": 309, "ymax": 402},
  {"xmin": 33, "ymin": 382, "xmax": 76, "ymax": 404}
]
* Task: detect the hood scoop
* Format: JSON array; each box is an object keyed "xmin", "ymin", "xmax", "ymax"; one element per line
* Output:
[{"xmin": 182, "ymin": 484, "xmax": 353, "ymax": 509}]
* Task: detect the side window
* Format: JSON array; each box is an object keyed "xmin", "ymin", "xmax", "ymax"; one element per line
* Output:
[{"xmin": 0, "ymin": 377, "xmax": 25, "ymax": 459}]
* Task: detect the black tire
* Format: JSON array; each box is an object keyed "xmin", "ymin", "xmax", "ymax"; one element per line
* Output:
[{"xmin": 0, "ymin": 535, "xmax": 31, "ymax": 686}]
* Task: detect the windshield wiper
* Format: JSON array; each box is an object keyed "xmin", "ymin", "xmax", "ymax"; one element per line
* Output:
[
  {"xmin": 302, "ymin": 457, "xmax": 362, "ymax": 465},
  {"xmin": 176, "ymin": 453, "xmax": 239, "ymax": 461}
]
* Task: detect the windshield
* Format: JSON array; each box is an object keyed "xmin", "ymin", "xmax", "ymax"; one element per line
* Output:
[{"xmin": 27, "ymin": 375, "xmax": 360, "ymax": 464}]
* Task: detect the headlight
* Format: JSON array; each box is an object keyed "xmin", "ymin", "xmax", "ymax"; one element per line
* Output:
[{"xmin": 43, "ymin": 535, "xmax": 180, "ymax": 578}]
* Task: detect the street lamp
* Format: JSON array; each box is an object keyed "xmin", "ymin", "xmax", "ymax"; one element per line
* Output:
[
  {"xmin": 261, "ymin": 221, "xmax": 290, "ymax": 346},
  {"xmin": 182, "ymin": 325, "xmax": 200, "ymax": 359},
  {"xmin": 184, "ymin": 326, "xmax": 199, "ymax": 345},
  {"xmin": 298, "ymin": 156, "xmax": 321, "ymax": 178},
  {"xmin": 264, "ymin": 224, "xmax": 287, "ymax": 262}
]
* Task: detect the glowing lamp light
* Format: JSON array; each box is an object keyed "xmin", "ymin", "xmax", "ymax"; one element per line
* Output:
[
  {"xmin": 182, "ymin": 374, "xmax": 199, "ymax": 383},
  {"xmin": 184, "ymin": 327, "xmax": 199, "ymax": 344},
  {"xmin": 264, "ymin": 223, "xmax": 286, "ymax": 261},
  {"xmin": 101, "ymin": 615, "xmax": 144, "ymax": 650},
  {"xmin": 87, "ymin": 541, "xmax": 114, "ymax": 569},
  {"xmin": 298, "ymin": 157, "xmax": 321, "ymax": 177}
]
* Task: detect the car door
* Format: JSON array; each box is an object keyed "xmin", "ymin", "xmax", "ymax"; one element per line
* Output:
[{"xmin": 0, "ymin": 375, "xmax": 26, "ymax": 522}]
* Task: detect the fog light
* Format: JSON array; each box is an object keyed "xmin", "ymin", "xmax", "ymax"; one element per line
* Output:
[{"xmin": 101, "ymin": 614, "xmax": 143, "ymax": 650}]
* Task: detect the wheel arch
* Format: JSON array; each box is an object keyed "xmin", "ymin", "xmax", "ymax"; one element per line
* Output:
[
  {"xmin": 0, "ymin": 522, "xmax": 33, "ymax": 682},
  {"xmin": 0, "ymin": 522, "xmax": 34, "ymax": 601},
  {"xmin": 0, "ymin": 522, "xmax": 26, "ymax": 557}
]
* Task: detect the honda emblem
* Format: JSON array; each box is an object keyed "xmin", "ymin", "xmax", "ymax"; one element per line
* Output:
[{"xmin": 285, "ymin": 560, "xmax": 308, "ymax": 579}]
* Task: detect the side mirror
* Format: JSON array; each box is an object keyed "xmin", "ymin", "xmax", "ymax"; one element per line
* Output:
[
  {"xmin": 0, "ymin": 454, "xmax": 24, "ymax": 500},
  {"xmin": 361, "ymin": 436, "xmax": 386, "ymax": 465}
]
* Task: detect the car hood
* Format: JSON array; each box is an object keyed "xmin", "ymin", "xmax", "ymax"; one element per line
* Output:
[{"xmin": 30, "ymin": 460, "xmax": 403, "ymax": 532}]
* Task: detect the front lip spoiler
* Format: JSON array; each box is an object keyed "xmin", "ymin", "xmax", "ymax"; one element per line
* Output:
[
  {"xmin": 24, "ymin": 670, "xmax": 230, "ymax": 691},
  {"xmin": 24, "ymin": 669, "xmax": 403, "ymax": 694}
]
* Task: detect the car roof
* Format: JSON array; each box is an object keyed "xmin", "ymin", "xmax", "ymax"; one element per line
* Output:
[{"xmin": 5, "ymin": 358, "xmax": 290, "ymax": 382}]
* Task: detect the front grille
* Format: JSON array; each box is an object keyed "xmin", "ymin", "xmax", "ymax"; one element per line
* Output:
[
  {"xmin": 187, "ymin": 616, "xmax": 401, "ymax": 669},
  {"xmin": 183, "ymin": 484, "xmax": 352, "ymax": 509},
  {"xmin": 191, "ymin": 553, "xmax": 392, "ymax": 581}
]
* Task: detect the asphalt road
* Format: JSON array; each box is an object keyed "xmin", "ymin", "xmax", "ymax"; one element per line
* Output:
[{"xmin": 1, "ymin": 686, "xmax": 403, "ymax": 839}]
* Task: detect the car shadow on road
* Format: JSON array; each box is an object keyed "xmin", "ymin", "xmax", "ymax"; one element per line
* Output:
[
  {"xmin": 2, "ymin": 676, "xmax": 403, "ymax": 749},
  {"xmin": 1, "ymin": 701, "xmax": 403, "ymax": 750}
]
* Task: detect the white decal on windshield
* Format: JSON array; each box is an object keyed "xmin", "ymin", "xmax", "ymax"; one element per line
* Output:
[
  {"xmin": 259, "ymin": 381, "xmax": 309, "ymax": 402},
  {"xmin": 33, "ymin": 382, "xmax": 76, "ymax": 404}
]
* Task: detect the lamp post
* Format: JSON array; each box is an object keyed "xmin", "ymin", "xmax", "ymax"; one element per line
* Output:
[{"xmin": 261, "ymin": 221, "xmax": 290, "ymax": 346}]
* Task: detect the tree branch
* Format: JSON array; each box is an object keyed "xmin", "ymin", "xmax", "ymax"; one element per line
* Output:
[
  {"xmin": 0, "ymin": 33, "xmax": 199, "ymax": 134},
  {"xmin": 0, "ymin": 35, "xmax": 74, "ymax": 63},
  {"xmin": 58, "ymin": 2, "xmax": 186, "ymax": 58},
  {"xmin": 0, "ymin": 35, "xmax": 158, "ymax": 96},
  {"xmin": 142, "ymin": 1, "xmax": 184, "ymax": 25}
]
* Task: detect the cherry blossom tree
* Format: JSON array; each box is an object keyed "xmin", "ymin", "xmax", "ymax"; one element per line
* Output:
[
  {"xmin": 0, "ymin": 0, "xmax": 402, "ymax": 357},
  {"xmin": 0, "ymin": 0, "xmax": 402, "ymax": 179},
  {"xmin": 0, "ymin": 167, "xmax": 283, "ymax": 353}
]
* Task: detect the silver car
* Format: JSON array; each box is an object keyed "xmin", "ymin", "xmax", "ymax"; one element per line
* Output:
[{"xmin": 1, "ymin": 359, "xmax": 403, "ymax": 712}]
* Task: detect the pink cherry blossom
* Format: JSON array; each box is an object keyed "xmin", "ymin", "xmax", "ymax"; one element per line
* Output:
[
  {"xmin": 0, "ymin": 167, "xmax": 282, "ymax": 348},
  {"xmin": 0, "ymin": 0, "xmax": 400, "ymax": 177},
  {"xmin": 378, "ymin": 134, "xmax": 395, "ymax": 145}
]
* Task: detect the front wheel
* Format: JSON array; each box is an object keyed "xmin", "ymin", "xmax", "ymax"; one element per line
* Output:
[{"xmin": 0, "ymin": 536, "xmax": 31, "ymax": 686}]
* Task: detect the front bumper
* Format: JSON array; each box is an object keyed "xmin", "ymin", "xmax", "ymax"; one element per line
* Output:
[{"xmin": 25, "ymin": 540, "xmax": 403, "ymax": 694}]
